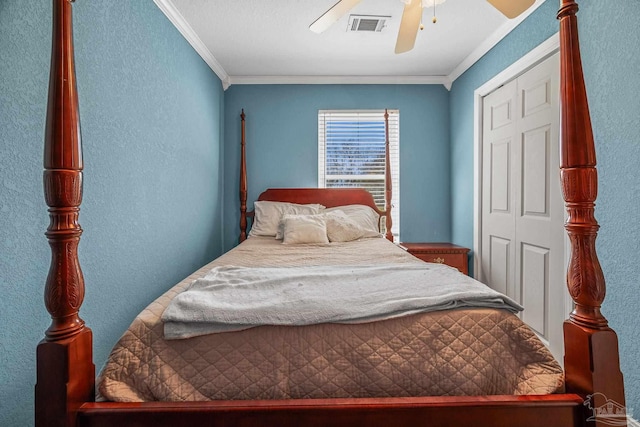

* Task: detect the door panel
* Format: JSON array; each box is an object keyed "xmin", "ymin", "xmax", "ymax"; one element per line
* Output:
[
  {"xmin": 521, "ymin": 126, "xmax": 550, "ymax": 217},
  {"xmin": 489, "ymin": 236, "xmax": 511, "ymax": 296},
  {"xmin": 482, "ymin": 79, "xmax": 517, "ymax": 299},
  {"xmin": 491, "ymin": 98, "xmax": 514, "ymax": 130},
  {"xmin": 522, "ymin": 76, "xmax": 552, "ymax": 117},
  {"xmin": 521, "ymin": 243, "xmax": 549, "ymax": 337},
  {"xmin": 490, "ymin": 139, "xmax": 511, "ymax": 213}
]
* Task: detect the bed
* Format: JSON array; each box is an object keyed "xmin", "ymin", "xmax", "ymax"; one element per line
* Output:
[
  {"xmin": 36, "ymin": 1, "xmax": 627, "ymax": 426},
  {"xmin": 96, "ymin": 221, "xmax": 563, "ymax": 402}
]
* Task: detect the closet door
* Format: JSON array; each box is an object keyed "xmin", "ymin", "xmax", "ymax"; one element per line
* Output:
[{"xmin": 481, "ymin": 53, "xmax": 564, "ymax": 361}]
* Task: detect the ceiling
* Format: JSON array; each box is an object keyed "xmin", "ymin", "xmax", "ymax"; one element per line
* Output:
[{"xmin": 155, "ymin": 0, "xmax": 545, "ymax": 89}]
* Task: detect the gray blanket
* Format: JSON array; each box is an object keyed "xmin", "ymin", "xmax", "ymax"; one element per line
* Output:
[{"xmin": 162, "ymin": 263, "xmax": 522, "ymax": 339}]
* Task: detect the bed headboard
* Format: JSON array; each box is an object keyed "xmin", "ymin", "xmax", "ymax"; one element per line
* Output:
[
  {"xmin": 257, "ymin": 188, "xmax": 382, "ymax": 210},
  {"xmin": 240, "ymin": 188, "xmax": 392, "ymax": 241}
]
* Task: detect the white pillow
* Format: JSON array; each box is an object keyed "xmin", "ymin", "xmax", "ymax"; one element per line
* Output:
[
  {"xmin": 282, "ymin": 214, "xmax": 329, "ymax": 244},
  {"xmin": 249, "ymin": 201, "xmax": 324, "ymax": 237},
  {"xmin": 325, "ymin": 205, "xmax": 381, "ymax": 238},
  {"xmin": 324, "ymin": 210, "xmax": 366, "ymax": 242},
  {"xmin": 273, "ymin": 204, "xmax": 327, "ymax": 240}
]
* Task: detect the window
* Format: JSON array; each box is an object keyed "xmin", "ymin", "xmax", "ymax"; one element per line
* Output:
[{"xmin": 318, "ymin": 109, "xmax": 400, "ymax": 240}]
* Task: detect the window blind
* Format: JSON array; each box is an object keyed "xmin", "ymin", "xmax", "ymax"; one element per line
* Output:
[{"xmin": 318, "ymin": 110, "xmax": 400, "ymax": 240}]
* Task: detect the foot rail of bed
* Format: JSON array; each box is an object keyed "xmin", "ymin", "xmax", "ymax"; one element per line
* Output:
[{"xmin": 76, "ymin": 395, "xmax": 584, "ymax": 427}]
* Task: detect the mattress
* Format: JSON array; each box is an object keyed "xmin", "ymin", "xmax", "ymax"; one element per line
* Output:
[{"xmin": 97, "ymin": 237, "xmax": 563, "ymax": 402}]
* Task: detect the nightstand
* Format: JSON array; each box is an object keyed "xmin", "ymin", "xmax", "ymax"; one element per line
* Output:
[{"xmin": 399, "ymin": 242, "xmax": 470, "ymax": 275}]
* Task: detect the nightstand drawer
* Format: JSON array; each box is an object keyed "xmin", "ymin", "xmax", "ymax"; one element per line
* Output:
[{"xmin": 400, "ymin": 242, "xmax": 470, "ymax": 275}]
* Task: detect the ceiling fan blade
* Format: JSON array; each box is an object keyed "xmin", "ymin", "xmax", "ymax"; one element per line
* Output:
[
  {"xmin": 486, "ymin": 0, "xmax": 535, "ymax": 19},
  {"xmin": 310, "ymin": 0, "xmax": 362, "ymax": 33},
  {"xmin": 395, "ymin": 0, "xmax": 422, "ymax": 54}
]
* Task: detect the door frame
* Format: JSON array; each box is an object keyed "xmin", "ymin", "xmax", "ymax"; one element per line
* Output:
[{"xmin": 473, "ymin": 32, "xmax": 573, "ymax": 319}]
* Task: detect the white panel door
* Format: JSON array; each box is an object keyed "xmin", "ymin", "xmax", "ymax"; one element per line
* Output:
[
  {"xmin": 481, "ymin": 53, "xmax": 564, "ymax": 362},
  {"xmin": 514, "ymin": 52, "xmax": 564, "ymax": 361},
  {"xmin": 482, "ymin": 78, "xmax": 518, "ymax": 301}
]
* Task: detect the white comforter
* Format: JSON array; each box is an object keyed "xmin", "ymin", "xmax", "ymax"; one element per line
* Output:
[{"xmin": 162, "ymin": 263, "xmax": 522, "ymax": 338}]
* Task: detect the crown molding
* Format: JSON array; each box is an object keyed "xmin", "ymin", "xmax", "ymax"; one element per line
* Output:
[
  {"xmin": 447, "ymin": 0, "xmax": 547, "ymax": 84},
  {"xmin": 153, "ymin": 0, "xmax": 230, "ymax": 89},
  {"xmin": 228, "ymin": 75, "xmax": 451, "ymax": 89}
]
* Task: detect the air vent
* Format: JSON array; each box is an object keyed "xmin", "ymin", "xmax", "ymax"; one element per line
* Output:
[{"xmin": 347, "ymin": 15, "xmax": 390, "ymax": 32}]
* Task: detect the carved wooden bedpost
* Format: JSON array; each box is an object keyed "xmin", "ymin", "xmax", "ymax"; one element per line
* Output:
[
  {"xmin": 239, "ymin": 110, "xmax": 248, "ymax": 242},
  {"xmin": 558, "ymin": 1, "xmax": 626, "ymax": 423},
  {"xmin": 383, "ymin": 109, "xmax": 393, "ymax": 242},
  {"xmin": 36, "ymin": 1, "xmax": 95, "ymax": 426}
]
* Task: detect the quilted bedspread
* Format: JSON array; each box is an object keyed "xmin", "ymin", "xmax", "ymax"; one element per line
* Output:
[{"xmin": 97, "ymin": 237, "xmax": 563, "ymax": 402}]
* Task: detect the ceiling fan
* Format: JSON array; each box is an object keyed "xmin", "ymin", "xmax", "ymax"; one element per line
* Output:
[{"xmin": 309, "ymin": 0, "xmax": 536, "ymax": 54}]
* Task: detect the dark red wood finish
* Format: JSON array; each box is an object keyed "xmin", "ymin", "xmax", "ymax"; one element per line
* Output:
[
  {"xmin": 239, "ymin": 109, "xmax": 248, "ymax": 242},
  {"xmin": 37, "ymin": 1, "xmax": 627, "ymax": 426},
  {"xmin": 76, "ymin": 395, "xmax": 583, "ymax": 427},
  {"xmin": 258, "ymin": 187, "xmax": 382, "ymax": 210},
  {"xmin": 557, "ymin": 1, "xmax": 626, "ymax": 422},
  {"xmin": 36, "ymin": 1, "xmax": 95, "ymax": 426},
  {"xmin": 400, "ymin": 242, "xmax": 470, "ymax": 275},
  {"xmin": 383, "ymin": 109, "xmax": 393, "ymax": 241}
]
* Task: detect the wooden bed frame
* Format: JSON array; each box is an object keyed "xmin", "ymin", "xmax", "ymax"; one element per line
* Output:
[{"xmin": 35, "ymin": 1, "xmax": 626, "ymax": 426}]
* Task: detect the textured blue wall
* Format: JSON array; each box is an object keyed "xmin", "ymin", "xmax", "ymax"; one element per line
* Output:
[
  {"xmin": 0, "ymin": 1, "xmax": 224, "ymax": 426},
  {"xmin": 450, "ymin": 0, "xmax": 640, "ymax": 413},
  {"xmin": 222, "ymin": 84, "xmax": 451, "ymax": 251}
]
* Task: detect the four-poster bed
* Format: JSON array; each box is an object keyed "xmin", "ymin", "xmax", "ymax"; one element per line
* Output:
[{"xmin": 35, "ymin": 1, "xmax": 627, "ymax": 426}]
